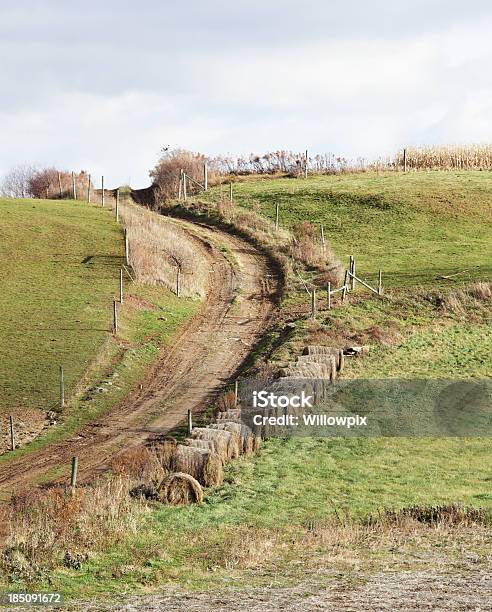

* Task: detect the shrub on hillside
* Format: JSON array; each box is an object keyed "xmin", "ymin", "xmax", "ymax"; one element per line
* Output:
[{"xmin": 150, "ymin": 148, "xmax": 212, "ymax": 202}]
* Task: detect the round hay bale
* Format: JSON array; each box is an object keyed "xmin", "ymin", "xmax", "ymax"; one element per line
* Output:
[
  {"xmin": 281, "ymin": 362, "xmax": 331, "ymax": 379},
  {"xmin": 185, "ymin": 438, "xmax": 216, "ymax": 452},
  {"xmin": 158, "ymin": 472, "xmax": 203, "ymax": 505},
  {"xmin": 191, "ymin": 427, "xmax": 239, "ymax": 462},
  {"xmin": 210, "ymin": 421, "xmax": 254, "ymax": 455},
  {"xmin": 147, "ymin": 437, "xmax": 177, "ymax": 472},
  {"xmin": 216, "ymin": 408, "xmax": 242, "ymax": 422},
  {"xmin": 173, "ymin": 445, "xmax": 223, "ymax": 487}
]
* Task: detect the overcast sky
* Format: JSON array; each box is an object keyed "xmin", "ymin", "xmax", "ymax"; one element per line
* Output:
[{"xmin": 1, "ymin": 0, "xmax": 491, "ymax": 186}]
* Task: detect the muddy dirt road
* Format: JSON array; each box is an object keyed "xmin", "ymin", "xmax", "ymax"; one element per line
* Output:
[{"xmin": 0, "ymin": 216, "xmax": 279, "ymax": 500}]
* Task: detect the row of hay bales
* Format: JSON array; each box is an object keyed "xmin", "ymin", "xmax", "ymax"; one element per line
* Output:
[
  {"xmin": 248, "ymin": 345, "xmax": 369, "ymax": 438},
  {"xmin": 122, "ymin": 408, "xmax": 261, "ymax": 506},
  {"xmin": 280, "ymin": 345, "xmax": 345, "ymax": 380},
  {"xmin": 122, "ymin": 345, "xmax": 366, "ymax": 506}
]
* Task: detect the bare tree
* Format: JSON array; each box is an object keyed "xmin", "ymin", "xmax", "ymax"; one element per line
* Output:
[{"xmin": 0, "ymin": 164, "xmax": 37, "ymax": 198}]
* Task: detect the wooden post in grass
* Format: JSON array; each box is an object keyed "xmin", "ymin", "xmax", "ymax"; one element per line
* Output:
[
  {"xmin": 70, "ymin": 456, "xmax": 78, "ymax": 492},
  {"xmin": 58, "ymin": 172, "xmax": 63, "ymax": 198},
  {"xmin": 183, "ymin": 172, "xmax": 187, "ymax": 201},
  {"xmin": 101, "ymin": 176, "xmax": 105, "ymax": 207},
  {"xmin": 60, "ymin": 365, "xmax": 65, "ymax": 408},
  {"xmin": 176, "ymin": 267, "xmax": 181, "ymax": 297},
  {"xmin": 187, "ymin": 409, "xmax": 193, "ymax": 436},
  {"xmin": 178, "ymin": 170, "xmax": 183, "ymax": 200},
  {"xmin": 120, "ymin": 269, "xmax": 124, "ymax": 303},
  {"xmin": 113, "ymin": 299, "xmax": 118, "ymax": 333},
  {"xmin": 342, "ymin": 270, "xmax": 348, "ymax": 302},
  {"xmin": 204, "ymin": 162, "xmax": 208, "ymax": 191},
  {"xmin": 87, "ymin": 174, "xmax": 91, "ymax": 203},
  {"xmin": 229, "ymin": 182, "xmax": 233, "ymax": 204},
  {"xmin": 327, "ymin": 282, "xmax": 331, "ymax": 310},
  {"xmin": 403, "ymin": 148, "xmax": 407, "ymax": 173},
  {"xmin": 72, "ymin": 172, "xmax": 77, "ymax": 200},
  {"xmin": 275, "ymin": 201, "xmax": 279, "ymax": 231},
  {"xmin": 115, "ymin": 188, "xmax": 120, "ymax": 222},
  {"xmin": 320, "ymin": 224, "xmax": 326, "ymax": 253},
  {"xmin": 124, "ymin": 229, "xmax": 129, "ymax": 265},
  {"xmin": 305, "ymin": 149, "xmax": 308, "ymax": 178},
  {"xmin": 349, "ymin": 255, "xmax": 355, "ymax": 291},
  {"xmin": 311, "ymin": 288, "xmax": 317, "ymax": 319},
  {"xmin": 234, "ymin": 380, "xmax": 239, "ymax": 407},
  {"xmin": 378, "ymin": 269, "xmax": 382, "ymax": 295},
  {"xmin": 9, "ymin": 416, "xmax": 15, "ymax": 451}
]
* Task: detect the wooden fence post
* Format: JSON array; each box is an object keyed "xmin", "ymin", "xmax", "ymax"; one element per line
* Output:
[
  {"xmin": 234, "ymin": 380, "xmax": 239, "ymax": 407},
  {"xmin": 204, "ymin": 162, "xmax": 208, "ymax": 191},
  {"xmin": 305, "ymin": 149, "xmax": 308, "ymax": 178},
  {"xmin": 70, "ymin": 456, "xmax": 78, "ymax": 492},
  {"xmin": 275, "ymin": 201, "xmax": 279, "ymax": 231},
  {"xmin": 87, "ymin": 174, "xmax": 91, "ymax": 203},
  {"xmin": 229, "ymin": 182, "xmax": 233, "ymax": 204},
  {"xmin": 183, "ymin": 172, "xmax": 187, "ymax": 201},
  {"xmin": 60, "ymin": 365, "xmax": 65, "ymax": 408},
  {"xmin": 115, "ymin": 188, "xmax": 120, "ymax": 222},
  {"xmin": 124, "ymin": 229, "xmax": 129, "ymax": 265},
  {"xmin": 120, "ymin": 269, "xmax": 124, "ymax": 303},
  {"xmin": 58, "ymin": 172, "xmax": 63, "ymax": 198},
  {"xmin": 320, "ymin": 224, "xmax": 325, "ymax": 253},
  {"xmin": 113, "ymin": 299, "xmax": 118, "ymax": 333},
  {"xmin": 378, "ymin": 269, "xmax": 382, "ymax": 295},
  {"xmin": 176, "ymin": 267, "xmax": 181, "ymax": 297},
  {"xmin": 403, "ymin": 148, "xmax": 407, "ymax": 173},
  {"xmin": 350, "ymin": 256, "xmax": 356, "ymax": 291},
  {"xmin": 72, "ymin": 172, "xmax": 77, "ymax": 200},
  {"xmin": 187, "ymin": 409, "xmax": 193, "ymax": 436},
  {"xmin": 342, "ymin": 270, "xmax": 348, "ymax": 302},
  {"xmin": 311, "ymin": 288, "xmax": 317, "ymax": 318},
  {"xmin": 101, "ymin": 176, "xmax": 105, "ymax": 207},
  {"xmin": 9, "ymin": 415, "xmax": 15, "ymax": 451},
  {"xmin": 178, "ymin": 170, "xmax": 183, "ymax": 200},
  {"xmin": 327, "ymin": 282, "xmax": 331, "ymax": 309}
]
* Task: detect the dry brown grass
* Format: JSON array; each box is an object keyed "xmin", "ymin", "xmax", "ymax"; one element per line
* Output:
[
  {"xmin": 111, "ymin": 445, "xmax": 166, "ymax": 487},
  {"xmin": 1, "ymin": 477, "xmax": 146, "ymax": 579},
  {"xmin": 468, "ymin": 281, "xmax": 492, "ymax": 301},
  {"xmin": 216, "ymin": 390, "xmax": 237, "ymax": 413},
  {"xmin": 423, "ymin": 282, "xmax": 492, "ymax": 316},
  {"xmin": 120, "ymin": 200, "xmax": 208, "ymax": 297}
]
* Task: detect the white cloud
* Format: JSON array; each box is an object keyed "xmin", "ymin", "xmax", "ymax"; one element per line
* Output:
[{"xmin": 0, "ymin": 2, "xmax": 491, "ymax": 185}]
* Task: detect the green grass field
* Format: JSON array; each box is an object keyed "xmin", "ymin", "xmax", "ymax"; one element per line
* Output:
[
  {"xmin": 0, "ymin": 197, "xmax": 198, "ymax": 458},
  {"xmin": 217, "ymin": 171, "xmax": 492, "ymax": 288},
  {"xmin": 0, "ymin": 198, "xmax": 123, "ymax": 413}
]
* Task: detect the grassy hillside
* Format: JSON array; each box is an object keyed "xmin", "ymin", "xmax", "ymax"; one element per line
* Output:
[
  {"xmin": 0, "ymin": 198, "xmax": 123, "ymax": 413},
  {"xmin": 220, "ymin": 171, "xmax": 492, "ymax": 288},
  {"xmin": 18, "ymin": 172, "xmax": 491, "ymax": 600},
  {"xmin": 0, "ymin": 197, "xmax": 198, "ymax": 455}
]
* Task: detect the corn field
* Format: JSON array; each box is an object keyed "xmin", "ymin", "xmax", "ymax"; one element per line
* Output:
[{"xmin": 395, "ymin": 145, "xmax": 492, "ymax": 171}]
